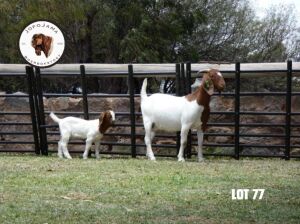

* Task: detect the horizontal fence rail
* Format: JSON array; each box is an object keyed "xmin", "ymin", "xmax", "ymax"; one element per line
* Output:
[{"xmin": 0, "ymin": 62, "xmax": 300, "ymax": 159}]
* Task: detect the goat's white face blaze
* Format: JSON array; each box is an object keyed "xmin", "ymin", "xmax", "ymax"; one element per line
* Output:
[
  {"xmin": 109, "ymin": 110, "xmax": 116, "ymax": 122},
  {"xmin": 99, "ymin": 110, "xmax": 115, "ymax": 134}
]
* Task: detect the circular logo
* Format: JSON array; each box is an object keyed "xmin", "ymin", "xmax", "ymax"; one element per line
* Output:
[{"xmin": 19, "ymin": 20, "xmax": 65, "ymax": 68}]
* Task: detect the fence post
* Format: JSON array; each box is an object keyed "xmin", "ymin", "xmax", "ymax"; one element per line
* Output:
[
  {"xmin": 128, "ymin": 64, "xmax": 136, "ymax": 158},
  {"xmin": 186, "ymin": 62, "xmax": 192, "ymax": 159},
  {"xmin": 26, "ymin": 66, "xmax": 40, "ymax": 154},
  {"xmin": 285, "ymin": 60, "xmax": 292, "ymax": 160},
  {"xmin": 175, "ymin": 63, "xmax": 181, "ymax": 156},
  {"xmin": 180, "ymin": 63, "xmax": 186, "ymax": 96},
  {"xmin": 35, "ymin": 67, "xmax": 48, "ymax": 155},
  {"xmin": 234, "ymin": 62, "xmax": 240, "ymax": 160},
  {"xmin": 80, "ymin": 65, "xmax": 89, "ymax": 120}
]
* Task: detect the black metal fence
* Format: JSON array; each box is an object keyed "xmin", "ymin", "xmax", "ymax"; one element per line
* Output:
[{"xmin": 1, "ymin": 61, "xmax": 300, "ymax": 159}]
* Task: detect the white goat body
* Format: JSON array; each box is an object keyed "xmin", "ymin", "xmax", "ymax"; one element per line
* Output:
[{"xmin": 141, "ymin": 93, "xmax": 204, "ymax": 132}]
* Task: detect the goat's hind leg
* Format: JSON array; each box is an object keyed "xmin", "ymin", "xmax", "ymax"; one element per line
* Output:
[
  {"xmin": 57, "ymin": 140, "xmax": 63, "ymax": 158},
  {"xmin": 59, "ymin": 134, "xmax": 72, "ymax": 159},
  {"xmin": 144, "ymin": 122, "xmax": 156, "ymax": 161}
]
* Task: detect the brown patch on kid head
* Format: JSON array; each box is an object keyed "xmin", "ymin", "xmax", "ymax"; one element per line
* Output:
[{"xmin": 99, "ymin": 110, "xmax": 114, "ymax": 134}]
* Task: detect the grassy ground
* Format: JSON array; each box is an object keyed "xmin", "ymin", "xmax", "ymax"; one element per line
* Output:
[{"xmin": 0, "ymin": 155, "xmax": 299, "ymax": 224}]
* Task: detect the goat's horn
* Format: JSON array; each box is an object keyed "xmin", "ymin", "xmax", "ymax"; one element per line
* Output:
[{"xmin": 197, "ymin": 69, "xmax": 210, "ymax": 75}]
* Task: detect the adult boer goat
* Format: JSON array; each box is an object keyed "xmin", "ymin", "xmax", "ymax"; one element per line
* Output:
[{"xmin": 140, "ymin": 69, "xmax": 225, "ymax": 162}]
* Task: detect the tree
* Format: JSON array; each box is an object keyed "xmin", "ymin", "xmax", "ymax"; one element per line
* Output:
[
  {"xmin": 0, "ymin": 0, "xmax": 300, "ymax": 93},
  {"xmin": 246, "ymin": 4, "xmax": 300, "ymax": 62}
]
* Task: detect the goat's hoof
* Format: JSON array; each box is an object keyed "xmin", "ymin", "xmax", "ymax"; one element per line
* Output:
[
  {"xmin": 178, "ymin": 157, "xmax": 185, "ymax": 162},
  {"xmin": 198, "ymin": 157, "xmax": 204, "ymax": 162},
  {"xmin": 148, "ymin": 156, "xmax": 156, "ymax": 161}
]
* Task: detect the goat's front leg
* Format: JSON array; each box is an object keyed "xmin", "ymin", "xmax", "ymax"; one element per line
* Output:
[
  {"xmin": 197, "ymin": 130, "xmax": 204, "ymax": 162},
  {"xmin": 177, "ymin": 127, "xmax": 189, "ymax": 162},
  {"xmin": 94, "ymin": 140, "xmax": 100, "ymax": 159},
  {"xmin": 83, "ymin": 138, "xmax": 93, "ymax": 159}
]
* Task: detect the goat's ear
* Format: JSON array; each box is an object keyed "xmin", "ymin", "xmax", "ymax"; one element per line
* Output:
[
  {"xmin": 99, "ymin": 112, "xmax": 105, "ymax": 125},
  {"xmin": 204, "ymin": 79, "xmax": 214, "ymax": 95}
]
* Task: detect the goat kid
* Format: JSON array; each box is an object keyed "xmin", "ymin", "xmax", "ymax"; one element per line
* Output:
[
  {"xmin": 50, "ymin": 110, "xmax": 115, "ymax": 159},
  {"xmin": 140, "ymin": 69, "xmax": 225, "ymax": 162}
]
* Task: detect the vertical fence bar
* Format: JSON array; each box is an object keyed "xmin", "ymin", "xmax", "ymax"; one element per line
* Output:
[
  {"xmin": 26, "ymin": 66, "xmax": 40, "ymax": 154},
  {"xmin": 175, "ymin": 64, "xmax": 181, "ymax": 156},
  {"xmin": 128, "ymin": 64, "xmax": 136, "ymax": 158},
  {"xmin": 285, "ymin": 60, "xmax": 292, "ymax": 160},
  {"xmin": 80, "ymin": 65, "xmax": 89, "ymax": 120},
  {"xmin": 234, "ymin": 62, "xmax": 240, "ymax": 160},
  {"xmin": 180, "ymin": 63, "xmax": 186, "ymax": 96},
  {"xmin": 186, "ymin": 62, "xmax": 192, "ymax": 159},
  {"xmin": 35, "ymin": 67, "xmax": 48, "ymax": 155}
]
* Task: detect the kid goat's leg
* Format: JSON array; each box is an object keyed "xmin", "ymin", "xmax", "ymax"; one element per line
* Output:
[
  {"xmin": 94, "ymin": 140, "xmax": 100, "ymax": 159},
  {"xmin": 197, "ymin": 130, "xmax": 204, "ymax": 162},
  {"xmin": 59, "ymin": 134, "xmax": 72, "ymax": 159},
  {"xmin": 83, "ymin": 137, "xmax": 93, "ymax": 159},
  {"xmin": 57, "ymin": 140, "xmax": 63, "ymax": 158}
]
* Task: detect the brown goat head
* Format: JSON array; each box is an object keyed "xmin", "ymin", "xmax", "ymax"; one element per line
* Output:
[
  {"xmin": 31, "ymin": 33, "xmax": 53, "ymax": 57},
  {"xmin": 99, "ymin": 110, "xmax": 115, "ymax": 134},
  {"xmin": 201, "ymin": 69, "xmax": 225, "ymax": 95}
]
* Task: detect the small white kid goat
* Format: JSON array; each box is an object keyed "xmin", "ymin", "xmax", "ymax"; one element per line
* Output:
[
  {"xmin": 50, "ymin": 110, "xmax": 115, "ymax": 159},
  {"xmin": 140, "ymin": 69, "xmax": 225, "ymax": 162}
]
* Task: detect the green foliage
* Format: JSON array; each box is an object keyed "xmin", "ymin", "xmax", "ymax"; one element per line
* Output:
[
  {"xmin": 0, "ymin": 0, "xmax": 300, "ymax": 93},
  {"xmin": 1, "ymin": 0, "xmax": 299, "ymax": 64}
]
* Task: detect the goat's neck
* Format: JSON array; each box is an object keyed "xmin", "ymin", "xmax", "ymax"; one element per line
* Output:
[{"xmin": 185, "ymin": 85, "xmax": 210, "ymax": 107}]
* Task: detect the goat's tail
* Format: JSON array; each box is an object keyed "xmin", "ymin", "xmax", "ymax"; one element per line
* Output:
[
  {"xmin": 140, "ymin": 78, "xmax": 148, "ymax": 101},
  {"xmin": 49, "ymin": 112, "xmax": 60, "ymax": 123}
]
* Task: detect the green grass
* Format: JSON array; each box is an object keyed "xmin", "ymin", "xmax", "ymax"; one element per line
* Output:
[{"xmin": 0, "ymin": 155, "xmax": 299, "ymax": 224}]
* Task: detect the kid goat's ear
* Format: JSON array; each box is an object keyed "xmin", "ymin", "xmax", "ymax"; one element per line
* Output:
[{"xmin": 99, "ymin": 112, "xmax": 105, "ymax": 125}]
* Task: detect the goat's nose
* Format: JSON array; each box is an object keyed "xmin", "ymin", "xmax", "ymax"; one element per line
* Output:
[
  {"xmin": 221, "ymin": 82, "xmax": 226, "ymax": 89},
  {"xmin": 218, "ymin": 84, "xmax": 225, "ymax": 92}
]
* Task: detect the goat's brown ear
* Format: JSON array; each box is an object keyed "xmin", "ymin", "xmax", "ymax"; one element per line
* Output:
[{"xmin": 99, "ymin": 112, "xmax": 105, "ymax": 126}]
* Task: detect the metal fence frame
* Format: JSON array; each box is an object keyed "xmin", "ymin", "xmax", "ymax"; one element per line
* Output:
[{"xmin": 1, "ymin": 61, "xmax": 300, "ymax": 159}]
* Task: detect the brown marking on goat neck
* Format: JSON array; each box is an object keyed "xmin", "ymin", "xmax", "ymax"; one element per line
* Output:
[
  {"xmin": 185, "ymin": 69, "xmax": 226, "ymax": 131},
  {"xmin": 99, "ymin": 111, "xmax": 113, "ymax": 134},
  {"xmin": 185, "ymin": 86, "xmax": 211, "ymax": 106},
  {"xmin": 185, "ymin": 86, "xmax": 211, "ymax": 131}
]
